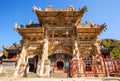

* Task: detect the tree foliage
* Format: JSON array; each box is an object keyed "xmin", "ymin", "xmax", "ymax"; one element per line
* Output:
[
  {"xmin": 101, "ymin": 38, "xmax": 120, "ymax": 59},
  {"xmin": 2, "ymin": 50, "xmax": 8, "ymax": 58}
]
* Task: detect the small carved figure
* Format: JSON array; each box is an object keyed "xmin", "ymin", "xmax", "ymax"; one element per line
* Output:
[
  {"xmin": 68, "ymin": 5, "xmax": 75, "ymax": 11},
  {"xmin": 45, "ymin": 5, "xmax": 52, "ymax": 11}
]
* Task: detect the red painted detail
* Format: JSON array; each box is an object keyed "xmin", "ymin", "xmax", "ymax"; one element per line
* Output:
[{"xmin": 8, "ymin": 53, "xmax": 20, "ymax": 59}]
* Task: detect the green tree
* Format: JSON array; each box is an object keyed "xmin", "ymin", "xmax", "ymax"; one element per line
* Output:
[
  {"xmin": 101, "ymin": 38, "xmax": 120, "ymax": 59},
  {"xmin": 2, "ymin": 50, "xmax": 8, "ymax": 58}
]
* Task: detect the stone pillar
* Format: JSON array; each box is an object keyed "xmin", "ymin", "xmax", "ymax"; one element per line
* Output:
[
  {"xmin": 92, "ymin": 56, "xmax": 98, "ymax": 77},
  {"xmin": 14, "ymin": 45, "xmax": 27, "ymax": 77},
  {"xmin": 79, "ymin": 58, "xmax": 84, "ymax": 77},
  {"xmin": 39, "ymin": 59, "xmax": 45, "ymax": 77},
  {"xmin": 73, "ymin": 40, "xmax": 80, "ymax": 60},
  {"xmin": 43, "ymin": 38, "xmax": 48, "ymax": 60},
  {"xmin": 38, "ymin": 38, "xmax": 50, "ymax": 77},
  {"xmin": 94, "ymin": 41, "xmax": 101, "ymax": 55},
  {"xmin": 94, "ymin": 41, "xmax": 106, "ymax": 77},
  {"xmin": 36, "ymin": 56, "xmax": 41, "ymax": 76},
  {"xmin": 0, "ymin": 65, "xmax": 3, "ymax": 73},
  {"xmin": 44, "ymin": 60, "xmax": 50, "ymax": 78},
  {"xmin": 72, "ymin": 40, "xmax": 81, "ymax": 77},
  {"xmin": 99, "ymin": 56, "xmax": 106, "ymax": 77}
]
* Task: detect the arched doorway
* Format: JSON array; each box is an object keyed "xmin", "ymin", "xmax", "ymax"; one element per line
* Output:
[
  {"xmin": 57, "ymin": 61, "xmax": 64, "ymax": 70},
  {"xmin": 28, "ymin": 55, "xmax": 38, "ymax": 73}
]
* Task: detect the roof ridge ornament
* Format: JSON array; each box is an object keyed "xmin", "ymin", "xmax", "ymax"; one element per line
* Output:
[
  {"xmin": 68, "ymin": 5, "xmax": 76, "ymax": 11},
  {"xmin": 32, "ymin": 5, "xmax": 41, "ymax": 12},
  {"xmin": 84, "ymin": 20, "xmax": 106, "ymax": 29},
  {"xmin": 86, "ymin": 20, "xmax": 95, "ymax": 27},
  {"xmin": 13, "ymin": 22, "xmax": 20, "ymax": 31},
  {"xmin": 27, "ymin": 20, "xmax": 34, "ymax": 25},
  {"xmin": 44, "ymin": 5, "xmax": 52, "ymax": 11},
  {"xmin": 44, "ymin": 5, "xmax": 76, "ymax": 11}
]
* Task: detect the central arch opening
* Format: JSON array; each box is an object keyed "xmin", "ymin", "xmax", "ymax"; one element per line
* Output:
[{"xmin": 57, "ymin": 61, "xmax": 64, "ymax": 70}]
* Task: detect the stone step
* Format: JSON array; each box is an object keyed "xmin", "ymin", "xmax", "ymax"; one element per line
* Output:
[
  {"xmin": 27, "ymin": 72, "xmax": 37, "ymax": 77},
  {"xmin": 50, "ymin": 73, "xmax": 67, "ymax": 78}
]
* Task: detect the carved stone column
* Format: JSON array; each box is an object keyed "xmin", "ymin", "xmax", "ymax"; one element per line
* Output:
[
  {"xmin": 14, "ymin": 45, "xmax": 27, "ymax": 77},
  {"xmin": 36, "ymin": 56, "xmax": 41, "ymax": 76},
  {"xmin": 79, "ymin": 58, "xmax": 84, "ymax": 77},
  {"xmin": 71, "ymin": 40, "xmax": 81, "ymax": 77},
  {"xmin": 44, "ymin": 60, "xmax": 50, "ymax": 78},
  {"xmin": 39, "ymin": 59, "xmax": 45, "ymax": 77},
  {"xmin": 0, "ymin": 65, "xmax": 3, "ymax": 73},
  {"xmin": 73, "ymin": 40, "xmax": 80, "ymax": 60},
  {"xmin": 38, "ymin": 38, "xmax": 50, "ymax": 77},
  {"xmin": 94, "ymin": 40, "xmax": 106, "ymax": 77},
  {"xmin": 43, "ymin": 38, "xmax": 48, "ymax": 60},
  {"xmin": 94, "ymin": 40, "xmax": 101, "ymax": 55}
]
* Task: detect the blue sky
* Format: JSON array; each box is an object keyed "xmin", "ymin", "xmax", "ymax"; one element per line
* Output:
[{"xmin": 0, "ymin": 0, "xmax": 120, "ymax": 50}]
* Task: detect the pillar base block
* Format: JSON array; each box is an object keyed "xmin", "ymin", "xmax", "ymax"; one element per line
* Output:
[{"xmin": 37, "ymin": 59, "xmax": 50, "ymax": 78}]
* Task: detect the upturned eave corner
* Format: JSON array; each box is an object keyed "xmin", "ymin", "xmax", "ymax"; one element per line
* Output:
[
  {"xmin": 100, "ymin": 23, "xmax": 107, "ymax": 29},
  {"xmin": 79, "ymin": 5, "xmax": 87, "ymax": 12},
  {"xmin": 32, "ymin": 5, "xmax": 42, "ymax": 12}
]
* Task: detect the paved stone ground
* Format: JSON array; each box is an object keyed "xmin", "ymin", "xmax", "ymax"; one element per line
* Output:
[{"xmin": 0, "ymin": 77, "xmax": 120, "ymax": 81}]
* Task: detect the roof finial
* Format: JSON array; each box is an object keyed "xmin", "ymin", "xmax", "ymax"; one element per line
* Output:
[
  {"xmin": 13, "ymin": 22, "xmax": 20, "ymax": 30},
  {"xmin": 44, "ymin": 5, "xmax": 52, "ymax": 11},
  {"xmin": 68, "ymin": 5, "xmax": 75, "ymax": 11},
  {"xmin": 27, "ymin": 20, "xmax": 34, "ymax": 25},
  {"xmin": 32, "ymin": 5, "xmax": 41, "ymax": 12}
]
